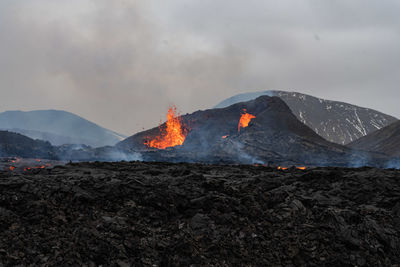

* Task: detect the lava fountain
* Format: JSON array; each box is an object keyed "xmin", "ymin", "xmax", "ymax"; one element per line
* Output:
[
  {"xmin": 238, "ymin": 109, "xmax": 256, "ymax": 132},
  {"xmin": 144, "ymin": 105, "xmax": 188, "ymax": 149}
]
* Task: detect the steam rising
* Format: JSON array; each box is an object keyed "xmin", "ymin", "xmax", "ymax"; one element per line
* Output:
[
  {"xmin": 0, "ymin": 0, "xmax": 245, "ymax": 135},
  {"xmin": 385, "ymin": 159, "xmax": 400, "ymax": 169},
  {"xmin": 0, "ymin": 0, "xmax": 399, "ymax": 136},
  {"xmin": 104, "ymin": 150, "xmax": 142, "ymax": 162}
]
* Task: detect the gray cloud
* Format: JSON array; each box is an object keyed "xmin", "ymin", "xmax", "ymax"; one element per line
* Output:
[{"xmin": 0, "ymin": 0, "xmax": 399, "ymax": 135}]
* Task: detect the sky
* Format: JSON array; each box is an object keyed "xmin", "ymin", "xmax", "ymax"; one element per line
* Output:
[{"xmin": 0, "ymin": 0, "xmax": 399, "ymax": 135}]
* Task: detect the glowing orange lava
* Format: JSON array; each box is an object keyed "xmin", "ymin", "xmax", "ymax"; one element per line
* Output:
[
  {"xmin": 11, "ymin": 158, "xmax": 21, "ymax": 163},
  {"xmin": 238, "ymin": 109, "xmax": 256, "ymax": 132},
  {"xmin": 277, "ymin": 166, "xmax": 307, "ymax": 171},
  {"xmin": 144, "ymin": 105, "xmax": 188, "ymax": 149},
  {"xmin": 23, "ymin": 165, "xmax": 47, "ymax": 171}
]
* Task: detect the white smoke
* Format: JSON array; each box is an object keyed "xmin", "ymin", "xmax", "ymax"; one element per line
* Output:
[
  {"xmin": 105, "ymin": 150, "xmax": 142, "ymax": 162},
  {"xmin": 385, "ymin": 159, "xmax": 400, "ymax": 169}
]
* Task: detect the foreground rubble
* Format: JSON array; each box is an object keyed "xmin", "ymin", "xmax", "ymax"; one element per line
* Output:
[{"xmin": 0, "ymin": 162, "xmax": 399, "ymax": 266}]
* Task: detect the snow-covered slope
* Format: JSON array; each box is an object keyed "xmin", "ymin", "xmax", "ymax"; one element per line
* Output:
[{"xmin": 215, "ymin": 90, "xmax": 398, "ymax": 145}]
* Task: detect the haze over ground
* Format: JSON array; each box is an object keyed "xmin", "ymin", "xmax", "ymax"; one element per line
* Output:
[{"xmin": 0, "ymin": 0, "xmax": 399, "ymax": 135}]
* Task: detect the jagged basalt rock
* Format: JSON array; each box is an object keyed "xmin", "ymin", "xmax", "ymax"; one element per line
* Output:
[{"xmin": 0, "ymin": 162, "xmax": 399, "ymax": 266}]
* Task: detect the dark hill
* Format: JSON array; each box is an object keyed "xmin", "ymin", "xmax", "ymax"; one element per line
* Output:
[
  {"xmin": 348, "ymin": 121, "xmax": 400, "ymax": 157},
  {"xmin": 0, "ymin": 130, "xmax": 138, "ymax": 162},
  {"xmin": 0, "ymin": 131, "xmax": 57, "ymax": 159}
]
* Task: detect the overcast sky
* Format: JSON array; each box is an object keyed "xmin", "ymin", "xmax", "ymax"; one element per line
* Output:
[{"xmin": 0, "ymin": 0, "xmax": 399, "ymax": 135}]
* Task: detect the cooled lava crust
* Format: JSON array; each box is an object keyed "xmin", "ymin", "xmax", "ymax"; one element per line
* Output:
[{"xmin": 0, "ymin": 162, "xmax": 399, "ymax": 266}]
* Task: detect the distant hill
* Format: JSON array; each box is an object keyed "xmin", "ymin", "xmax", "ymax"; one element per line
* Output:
[
  {"xmin": 215, "ymin": 90, "xmax": 398, "ymax": 145},
  {"xmin": 0, "ymin": 110, "xmax": 126, "ymax": 147},
  {"xmin": 0, "ymin": 131, "xmax": 57, "ymax": 159},
  {"xmin": 348, "ymin": 121, "xmax": 400, "ymax": 157},
  {"xmin": 0, "ymin": 130, "xmax": 138, "ymax": 162}
]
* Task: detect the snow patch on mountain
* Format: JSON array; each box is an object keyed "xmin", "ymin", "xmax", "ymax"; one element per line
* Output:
[{"xmin": 215, "ymin": 90, "xmax": 398, "ymax": 145}]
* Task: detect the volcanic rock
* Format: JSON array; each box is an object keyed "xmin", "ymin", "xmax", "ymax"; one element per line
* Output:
[{"xmin": 0, "ymin": 161, "xmax": 399, "ymax": 265}]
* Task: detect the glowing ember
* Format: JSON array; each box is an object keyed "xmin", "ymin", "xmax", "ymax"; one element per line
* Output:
[
  {"xmin": 277, "ymin": 166, "xmax": 307, "ymax": 170},
  {"xmin": 11, "ymin": 158, "xmax": 21, "ymax": 163},
  {"xmin": 238, "ymin": 109, "xmax": 256, "ymax": 132},
  {"xmin": 23, "ymin": 165, "xmax": 46, "ymax": 171},
  {"xmin": 222, "ymin": 135, "xmax": 229, "ymax": 139},
  {"xmin": 144, "ymin": 105, "xmax": 188, "ymax": 149}
]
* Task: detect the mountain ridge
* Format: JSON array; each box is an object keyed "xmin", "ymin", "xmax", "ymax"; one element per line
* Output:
[
  {"xmin": 215, "ymin": 90, "xmax": 398, "ymax": 145},
  {"xmin": 118, "ymin": 96, "xmax": 386, "ymax": 167}
]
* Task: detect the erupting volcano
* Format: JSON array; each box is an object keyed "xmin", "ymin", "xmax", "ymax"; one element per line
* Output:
[
  {"xmin": 144, "ymin": 105, "xmax": 188, "ymax": 149},
  {"xmin": 118, "ymin": 95, "xmax": 390, "ymax": 167},
  {"xmin": 238, "ymin": 109, "xmax": 256, "ymax": 132}
]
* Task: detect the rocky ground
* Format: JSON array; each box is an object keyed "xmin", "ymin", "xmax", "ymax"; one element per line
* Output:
[{"xmin": 0, "ymin": 161, "xmax": 399, "ymax": 266}]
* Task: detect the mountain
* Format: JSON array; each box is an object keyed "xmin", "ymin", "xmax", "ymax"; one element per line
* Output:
[
  {"xmin": 215, "ymin": 90, "xmax": 398, "ymax": 145},
  {"xmin": 348, "ymin": 121, "xmax": 400, "ymax": 157},
  {"xmin": 0, "ymin": 110, "xmax": 126, "ymax": 147},
  {"xmin": 0, "ymin": 130, "xmax": 137, "ymax": 162},
  {"xmin": 118, "ymin": 96, "xmax": 386, "ymax": 167},
  {"xmin": 0, "ymin": 131, "xmax": 57, "ymax": 159}
]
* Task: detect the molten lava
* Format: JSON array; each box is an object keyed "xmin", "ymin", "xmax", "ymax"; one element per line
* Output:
[
  {"xmin": 277, "ymin": 166, "xmax": 307, "ymax": 171},
  {"xmin": 144, "ymin": 105, "xmax": 188, "ymax": 149},
  {"xmin": 238, "ymin": 109, "xmax": 256, "ymax": 132},
  {"xmin": 23, "ymin": 165, "xmax": 47, "ymax": 171},
  {"xmin": 11, "ymin": 158, "xmax": 21, "ymax": 163}
]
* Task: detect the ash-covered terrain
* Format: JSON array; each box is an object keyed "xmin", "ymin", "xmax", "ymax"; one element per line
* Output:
[{"xmin": 0, "ymin": 161, "xmax": 399, "ymax": 266}]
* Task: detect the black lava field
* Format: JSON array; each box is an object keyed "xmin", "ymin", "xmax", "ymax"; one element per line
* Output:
[{"xmin": 0, "ymin": 162, "xmax": 399, "ymax": 266}]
